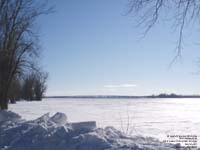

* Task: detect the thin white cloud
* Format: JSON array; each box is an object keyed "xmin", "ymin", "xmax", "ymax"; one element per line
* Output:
[
  {"xmin": 120, "ymin": 84, "xmax": 137, "ymax": 87},
  {"xmin": 104, "ymin": 83, "xmax": 137, "ymax": 88}
]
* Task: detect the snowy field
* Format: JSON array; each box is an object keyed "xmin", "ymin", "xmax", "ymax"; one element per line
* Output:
[{"xmin": 9, "ymin": 98, "xmax": 200, "ymax": 146}]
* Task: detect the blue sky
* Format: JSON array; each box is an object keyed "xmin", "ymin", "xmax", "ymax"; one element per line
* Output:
[{"xmin": 38, "ymin": 0, "xmax": 200, "ymax": 96}]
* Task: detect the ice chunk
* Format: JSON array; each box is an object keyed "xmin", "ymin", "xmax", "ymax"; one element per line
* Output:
[
  {"xmin": 50, "ymin": 112, "xmax": 67, "ymax": 125},
  {"xmin": 71, "ymin": 132, "xmax": 111, "ymax": 150},
  {"xmin": 33, "ymin": 113, "xmax": 50, "ymax": 123},
  {"xmin": 70, "ymin": 121, "xmax": 96, "ymax": 131}
]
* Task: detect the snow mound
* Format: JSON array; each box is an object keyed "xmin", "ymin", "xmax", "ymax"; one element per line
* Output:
[
  {"xmin": 0, "ymin": 111, "xmax": 182, "ymax": 150},
  {"xmin": 0, "ymin": 111, "xmax": 21, "ymax": 122}
]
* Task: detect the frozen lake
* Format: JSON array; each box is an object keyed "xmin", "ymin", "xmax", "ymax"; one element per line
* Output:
[{"xmin": 9, "ymin": 98, "xmax": 200, "ymax": 145}]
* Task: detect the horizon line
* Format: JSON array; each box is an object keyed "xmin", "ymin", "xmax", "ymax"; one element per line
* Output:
[{"xmin": 44, "ymin": 94, "xmax": 200, "ymax": 98}]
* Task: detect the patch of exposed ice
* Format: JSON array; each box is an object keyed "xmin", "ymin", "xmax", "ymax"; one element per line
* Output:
[{"xmin": 0, "ymin": 111, "xmax": 182, "ymax": 150}]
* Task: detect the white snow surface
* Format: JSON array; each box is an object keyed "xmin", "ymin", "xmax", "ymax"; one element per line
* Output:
[
  {"xmin": 8, "ymin": 98, "xmax": 200, "ymax": 144},
  {"xmin": 0, "ymin": 111, "xmax": 181, "ymax": 150}
]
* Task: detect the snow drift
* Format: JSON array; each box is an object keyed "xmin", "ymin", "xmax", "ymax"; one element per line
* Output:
[{"xmin": 0, "ymin": 111, "xmax": 182, "ymax": 150}]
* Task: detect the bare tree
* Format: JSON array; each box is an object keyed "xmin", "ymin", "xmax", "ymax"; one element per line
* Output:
[
  {"xmin": 127, "ymin": 0, "xmax": 200, "ymax": 64},
  {"xmin": 33, "ymin": 71, "xmax": 48, "ymax": 101},
  {"xmin": 0, "ymin": 0, "xmax": 51, "ymax": 109},
  {"xmin": 21, "ymin": 74, "xmax": 35, "ymax": 101},
  {"xmin": 21, "ymin": 70, "xmax": 48, "ymax": 101}
]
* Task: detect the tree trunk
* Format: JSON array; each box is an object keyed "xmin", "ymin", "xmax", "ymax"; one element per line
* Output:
[
  {"xmin": 1, "ymin": 99, "xmax": 8, "ymax": 110},
  {"xmin": 0, "ymin": 85, "xmax": 9, "ymax": 110},
  {"xmin": 0, "ymin": 93, "xmax": 8, "ymax": 110}
]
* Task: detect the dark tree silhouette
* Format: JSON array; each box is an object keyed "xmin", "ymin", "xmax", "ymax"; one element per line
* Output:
[
  {"xmin": 21, "ymin": 74, "xmax": 35, "ymax": 101},
  {"xmin": 0, "ymin": 0, "xmax": 51, "ymax": 109},
  {"xmin": 21, "ymin": 71, "xmax": 48, "ymax": 101},
  {"xmin": 33, "ymin": 71, "xmax": 48, "ymax": 101},
  {"xmin": 8, "ymin": 77, "xmax": 22, "ymax": 103},
  {"xmin": 127, "ymin": 0, "xmax": 200, "ymax": 63}
]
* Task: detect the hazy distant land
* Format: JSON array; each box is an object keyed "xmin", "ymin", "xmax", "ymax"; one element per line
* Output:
[{"xmin": 45, "ymin": 93, "xmax": 200, "ymax": 99}]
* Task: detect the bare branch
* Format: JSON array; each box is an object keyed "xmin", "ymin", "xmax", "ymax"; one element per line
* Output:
[{"xmin": 127, "ymin": 0, "xmax": 200, "ymax": 65}]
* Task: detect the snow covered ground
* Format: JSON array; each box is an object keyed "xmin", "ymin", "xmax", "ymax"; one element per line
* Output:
[
  {"xmin": 0, "ymin": 111, "xmax": 183, "ymax": 150},
  {"xmin": 4, "ymin": 98, "xmax": 200, "ymax": 149}
]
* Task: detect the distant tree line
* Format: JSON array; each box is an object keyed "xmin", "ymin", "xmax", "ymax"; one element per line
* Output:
[{"xmin": 0, "ymin": 0, "xmax": 51, "ymax": 110}]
